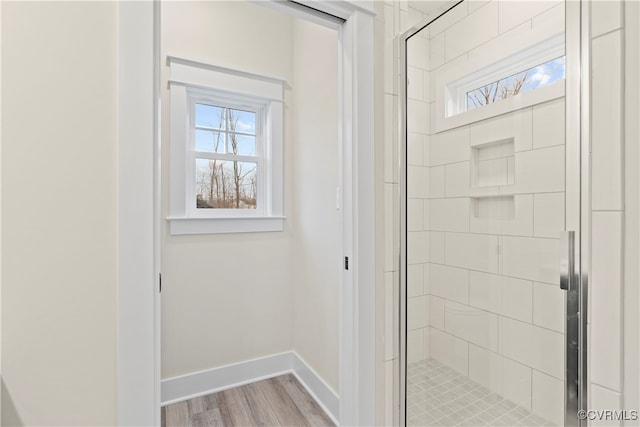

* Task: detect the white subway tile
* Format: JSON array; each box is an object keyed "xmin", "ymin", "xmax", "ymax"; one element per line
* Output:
[
  {"xmin": 498, "ymin": 0, "xmax": 562, "ymax": 34},
  {"xmin": 407, "ymin": 34, "xmax": 429, "ymax": 70},
  {"xmin": 532, "ymin": 98, "xmax": 565, "ymax": 149},
  {"xmin": 384, "ymin": 360, "xmax": 394, "ymax": 427},
  {"xmin": 469, "ymin": 271, "xmax": 502, "ymax": 313},
  {"xmin": 423, "ymin": 134, "xmax": 431, "ymax": 166},
  {"xmin": 430, "ymin": 296, "xmax": 445, "ymax": 330},
  {"xmin": 468, "ymin": 345, "xmax": 533, "ymax": 410},
  {"xmin": 590, "ymin": 384, "xmax": 622, "ymax": 419},
  {"xmin": 591, "ymin": 0, "xmax": 623, "ymax": 38},
  {"xmin": 407, "ymin": 263, "xmax": 424, "ymax": 298},
  {"xmin": 427, "ymin": 1, "xmax": 468, "ymax": 37},
  {"xmin": 407, "ymin": 198, "xmax": 424, "ymax": 232},
  {"xmin": 501, "ymin": 356, "xmax": 534, "ymax": 410},
  {"xmin": 407, "ymin": 132, "xmax": 425, "ymax": 166},
  {"xmin": 513, "ymin": 145, "xmax": 564, "ymax": 194},
  {"xmin": 430, "ymin": 126, "xmax": 470, "ymax": 166},
  {"xmin": 501, "ymin": 194, "xmax": 534, "ymax": 237},
  {"xmin": 430, "ymin": 165, "xmax": 446, "ymax": 198},
  {"xmin": 445, "ymin": 301, "xmax": 498, "ymax": 351},
  {"xmin": 423, "ymin": 262, "xmax": 431, "ymax": 295},
  {"xmin": 501, "ymin": 276, "xmax": 533, "ymax": 323},
  {"xmin": 445, "ymin": 1, "xmax": 499, "ymax": 61},
  {"xmin": 430, "ymin": 32, "xmax": 445, "ymax": 70},
  {"xmin": 408, "ymin": 295, "xmax": 428, "ymax": 330},
  {"xmin": 445, "ymin": 162, "xmax": 471, "ymax": 197},
  {"xmin": 533, "ymin": 192, "xmax": 564, "ymax": 238},
  {"xmin": 532, "ymin": 370, "xmax": 564, "ymax": 426},
  {"xmin": 385, "ymin": 272, "xmax": 394, "ymax": 361},
  {"xmin": 407, "ymin": 66, "xmax": 424, "ymax": 101},
  {"xmin": 430, "ymin": 231, "xmax": 445, "ymax": 264},
  {"xmin": 423, "ymin": 199, "xmax": 431, "ymax": 232},
  {"xmin": 468, "ymin": 0, "xmax": 490, "ymax": 13},
  {"xmin": 408, "ymin": 165, "xmax": 429, "ymax": 198},
  {"xmin": 430, "ymin": 198, "xmax": 471, "ymax": 232},
  {"xmin": 533, "ymin": 282, "xmax": 564, "ymax": 333},
  {"xmin": 407, "ymin": 328, "xmax": 425, "ymax": 363},
  {"xmin": 424, "ymin": 327, "xmax": 431, "ymax": 359},
  {"xmin": 500, "ymin": 235, "xmax": 559, "ymax": 285},
  {"xmin": 384, "ymin": 94, "xmax": 397, "ymax": 183},
  {"xmin": 430, "ymin": 329, "xmax": 469, "ymax": 375},
  {"xmin": 446, "ymin": 232, "xmax": 499, "ymax": 273},
  {"xmin": 499, "ymin": 317, "xmax": 564, "ymax": 379},
  {"xmin": 591, "ymin": 212, "xmax": 622, "ymax": 392},
  {"xmin": 423, "ymin": 70, "xmax": 431, "ymax": 104},
  {"xmin": 531, "ymin": 2, "xmax": 564, "ymax": 35},
  {"xmin": 469, "ymin": 108, "xmax": 532, "ymax": 152},
  {"xmin": 592, "ymin": 31, "xmax": 623, "ymax": 211},
  {"xmin": 384, "ymin": 184, "xmax": 399, "ymax": 271},
  {"xmin": 407, "ymin": 231, "xmax": 430, "ymax": 264},
  {"xmin": 430, "ymin": 264, "xmax": 469, "ymax": 304},
  {"xmin": 407, "ymin": 99, "xmax": 429, "ymax": 135},
  {"xmin": 468, "ymin": 344, "xmax": 501, "ymax": 391}
]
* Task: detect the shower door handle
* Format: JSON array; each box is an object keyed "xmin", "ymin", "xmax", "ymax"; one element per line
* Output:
[{"xmin": 560, "ymin": 231, "xmax": 575, "ymax": 291}]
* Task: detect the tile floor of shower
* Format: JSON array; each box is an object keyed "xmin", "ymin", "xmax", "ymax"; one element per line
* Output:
[{"xmin": 407, "ymin": 359, "xmax": 558, "ymax": 427}]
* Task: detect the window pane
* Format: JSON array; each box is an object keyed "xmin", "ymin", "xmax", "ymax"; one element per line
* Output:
[
  {"xmin": 466, "ymin": 56, "xmax": 565, "ymax": 111},
  {"xmin": 195, "ymin": 104, "xmax": 225, "ymax": 130},
  {"xmin": 195, "ymin": 158, "xmax": 257, "ymax": 209},
  {"xmin": 195, "ymin": 130, "xmax": 225, "ymax": 153},
  {"xmin": 228, "ymin": 109, "xmax": 256, "ymax": 134},
  {"xmin": 522, "ymin": 57, "xmax": 566, "ymax": 91},
  {"xmin": 228, "ymin": 135, "xmax": 256, "ymax": 156}
]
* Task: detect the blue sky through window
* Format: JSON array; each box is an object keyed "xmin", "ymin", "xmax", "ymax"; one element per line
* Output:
[{"xmin": 466, "ymin": 56, "xmax": 565, "ymax": 111}]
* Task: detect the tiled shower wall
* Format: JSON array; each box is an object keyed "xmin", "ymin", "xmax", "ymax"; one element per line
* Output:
[
  {"xmin": 588, "ymin": 0, "xmax": 626, "ymax": 422},
  {"xmin": 404, "ymin": 2, "xmax": 566, "ymax": 424},
  {"xmin": 379, "ymin": 0, "xmax": 630, "ymax": 426}
]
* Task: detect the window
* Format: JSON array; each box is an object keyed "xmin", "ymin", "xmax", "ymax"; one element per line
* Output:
[
  {"xmin": 466, "ymin": 56, "xmax": 566, "ymax": 111},
  {"xmin": 434, "ymin": 30, "xmax": 566, "ymax": 133},
  {"xmin": 167, "ymin": 57, "xmax": 285, "ymax": 234}
]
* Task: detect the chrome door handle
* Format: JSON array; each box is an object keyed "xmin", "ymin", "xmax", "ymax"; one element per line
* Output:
[{"xmin": 560, "ymin": 231, "xmax": 575, "ymax": 291}]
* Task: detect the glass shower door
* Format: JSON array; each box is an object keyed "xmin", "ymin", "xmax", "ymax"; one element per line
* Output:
[{"xmin": 401, "ymin": 1, "xmax": 583, "ymax": 426}]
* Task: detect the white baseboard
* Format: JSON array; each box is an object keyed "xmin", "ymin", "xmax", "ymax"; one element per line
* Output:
[{"xmin": 161, "ymin": 351, "xmax": 339, "ymax": 424}]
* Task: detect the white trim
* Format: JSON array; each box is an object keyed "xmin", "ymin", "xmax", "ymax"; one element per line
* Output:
[
  {"xmin": 168, "ymin": 216, "xmax": 285, "ymax": 235},
  {"xmin": 167, "ymin": 58, "xmax": 285, "ymax": 234},
  {"xmin": 160, "ymin": 351, "xmax": 339, "ymax": 425},
  {"xmin": 117, "ymin": 2, "xmax": 157, "ymax": 425}
]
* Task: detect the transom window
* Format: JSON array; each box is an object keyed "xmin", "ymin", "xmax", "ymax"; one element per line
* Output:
[
  {"xmin": 192, "ymin": 102, "xmax": 259, "ymax": 211},
  {"xmin": 466, "ymin": 56, "xmax": 566, "ymax": 111}
]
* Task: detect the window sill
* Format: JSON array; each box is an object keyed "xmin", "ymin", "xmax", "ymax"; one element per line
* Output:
[{"xmin": 167, "ymin": 216, "xmax": 286, "ymax": 235}]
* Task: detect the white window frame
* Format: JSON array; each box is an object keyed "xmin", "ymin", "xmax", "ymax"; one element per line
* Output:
[
  {"xmin": 449, "ymin": 34, "xmax": 565, "ymax": 117},
  {"xmin": 434, "ymin": 21, "xmax": 566, "ymax": 133},
  {"xmin": 166, "ymin": 56, "xmax": 285, "ymax": 235}
]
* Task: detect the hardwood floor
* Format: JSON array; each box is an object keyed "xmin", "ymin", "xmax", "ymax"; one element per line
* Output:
[{"xmin": 162, "ymin": 374, "xmax": 335, "ymax": 427}]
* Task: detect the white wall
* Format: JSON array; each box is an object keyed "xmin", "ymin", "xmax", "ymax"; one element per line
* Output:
[
  {"xmin": 1, "ymin": 2, "xmax": 118, "ymax": 425},
  {"xmin": 291, "ymin": 20, "xmax": 340, "ymax": 393},
  {"xmin": 161, "ymin": 1, "xmax": 296, "ymax": 379}
]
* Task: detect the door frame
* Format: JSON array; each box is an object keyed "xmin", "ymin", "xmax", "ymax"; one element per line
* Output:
[
  {"xmin": 116, "ymin": 1, "xmax": 377, "ymax": 426},
  {"xmin": 397, "ymin": 1, "xmax": 589, "ymax": 425}
]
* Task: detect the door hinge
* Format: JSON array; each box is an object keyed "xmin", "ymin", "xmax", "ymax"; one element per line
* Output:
[
  {"xmin": 159, "ymin": 273, "xmax": 162, "ymax": 293},
  {"xmin": 344, "ymin": 256, "xmax": 349, "ymax": 270}
]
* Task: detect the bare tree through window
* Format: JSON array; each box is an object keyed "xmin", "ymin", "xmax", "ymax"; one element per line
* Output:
[
  {"xmin": 194, "ymin": 105, "xmax": 257, "ymax": 209},
  {"xmin": 466, "ymin": 56, "xmax": 565, "ymax": 111}
]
